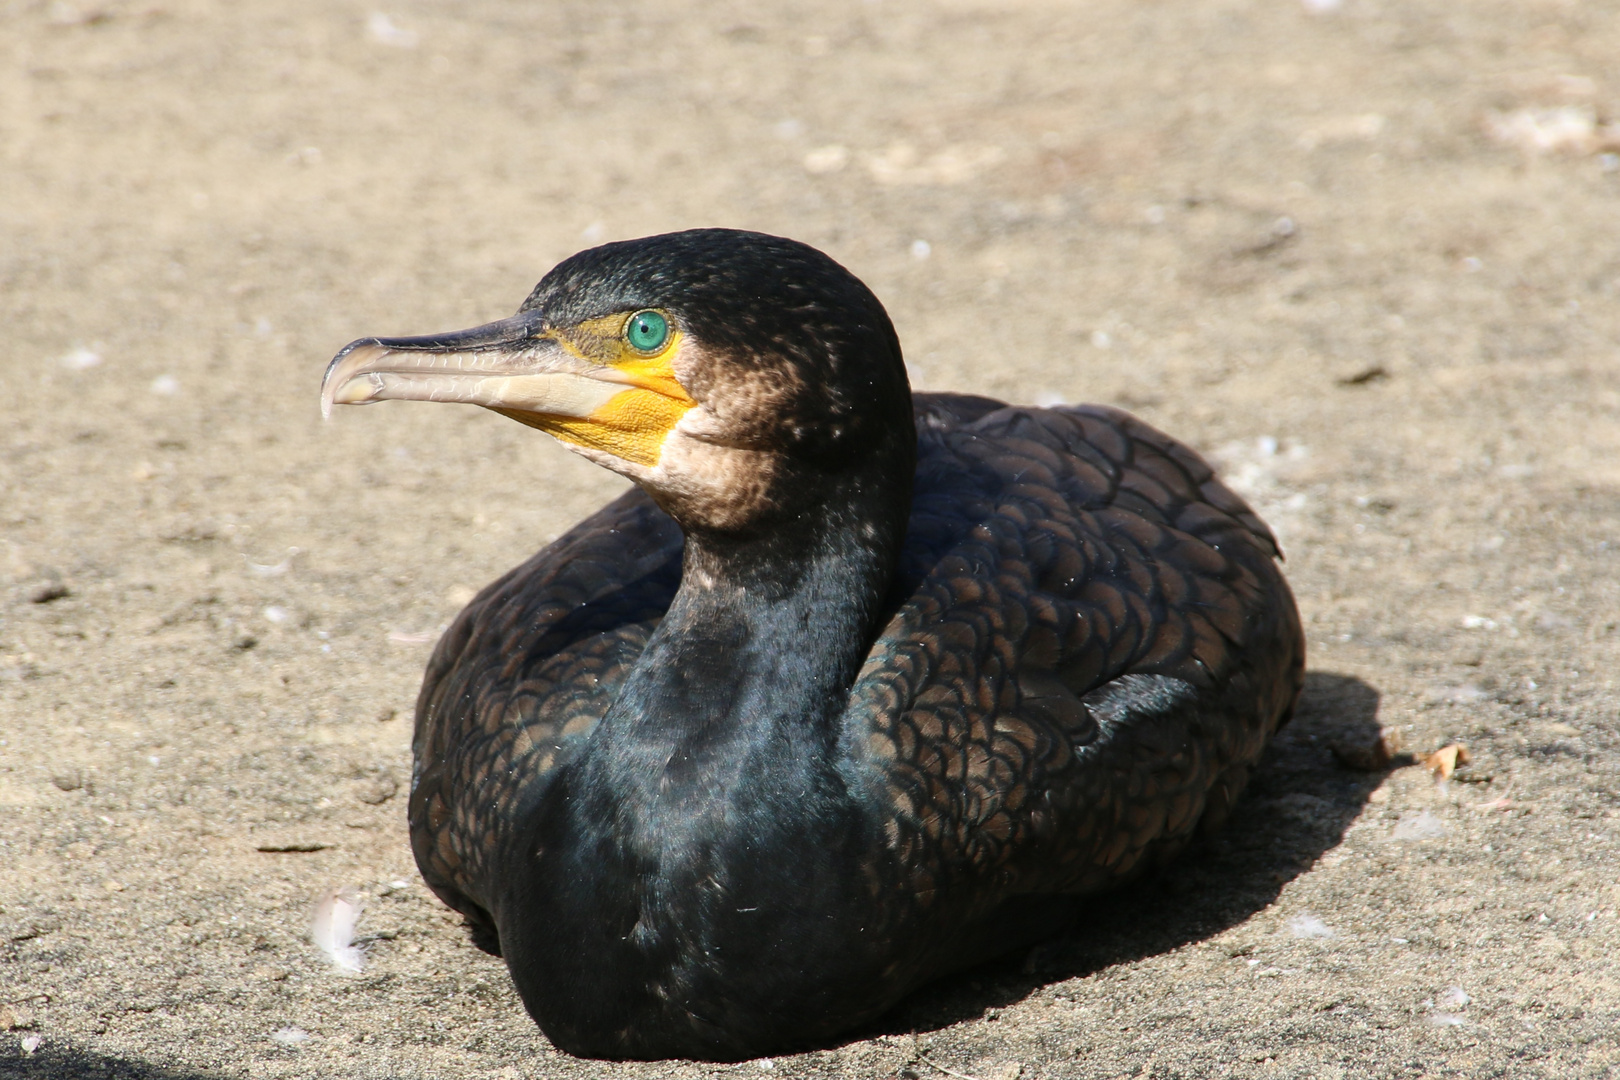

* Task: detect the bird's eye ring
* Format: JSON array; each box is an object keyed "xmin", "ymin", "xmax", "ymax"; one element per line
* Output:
[{"xmin": 624, "ymin": 310, "xmax": 670, "ymax": 353}]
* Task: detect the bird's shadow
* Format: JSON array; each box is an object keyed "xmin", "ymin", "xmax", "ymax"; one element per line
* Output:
[
  {"xmin": 870, "ymin": 670, "xmax": 1390, "ymax": 1038},
  {"xmin": 3, "ymin": 673, "xmax": 1386, "ymax": 1077}
]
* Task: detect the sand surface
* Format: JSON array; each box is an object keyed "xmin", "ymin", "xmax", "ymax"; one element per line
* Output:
[{"xmin": 3, "ymin": 1, "xmax": 1618, "ymax": 1077}]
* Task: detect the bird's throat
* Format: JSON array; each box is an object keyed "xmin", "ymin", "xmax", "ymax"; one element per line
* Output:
[{"xmin": 617, "ymin": 493, "xmax": 904, "ymax": 789}]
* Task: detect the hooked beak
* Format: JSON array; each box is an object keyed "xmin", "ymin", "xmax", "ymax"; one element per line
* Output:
[
  {"xmin": 320, "ymin": 310, "xmax": 634, "ymax": 422},
  {"xmin": 320, "ymin": 308, "xmax": 697, "ymax": 470}
]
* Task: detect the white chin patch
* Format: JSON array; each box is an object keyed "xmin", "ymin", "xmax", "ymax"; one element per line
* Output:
[{"xmin": 637, "ymin": 415, "xmax": 779, "ymax": 532}]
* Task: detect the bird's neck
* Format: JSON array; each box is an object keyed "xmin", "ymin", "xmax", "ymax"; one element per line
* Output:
[
  {"xmin": 498, "ymin": 449, "xmax": 918, "ymax": 1053},
  {"xmin": 671, "ymin": 513, "xmax": 893, "ymax": 717},
  {"xmin": 597, "ymin": 456, "xmax": 912, "ymax": 800}
]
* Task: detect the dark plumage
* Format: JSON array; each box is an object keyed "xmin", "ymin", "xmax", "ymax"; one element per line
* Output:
[{"xmin": 321, "ymin": 229, "xmax": 1304, "ymax": 1060}]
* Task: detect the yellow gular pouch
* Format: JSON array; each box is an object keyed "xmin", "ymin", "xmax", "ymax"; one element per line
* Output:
[
  {"xmin": 513, "ymin": 388, "xmax": 691, "ymax": 468},
  {"xmin": 506, "ymin": 312, "xmax": 694, "ymax": 468}
]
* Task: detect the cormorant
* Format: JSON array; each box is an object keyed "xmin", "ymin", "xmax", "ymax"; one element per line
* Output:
[{"xmin": 320, "ymin": 228, "xmax": 1304, "ymax": 1060}]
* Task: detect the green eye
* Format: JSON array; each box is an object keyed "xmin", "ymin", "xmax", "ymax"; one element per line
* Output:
[{"xmin": 625, "ymin": 310, "xmax": 670, "ymax": 353}]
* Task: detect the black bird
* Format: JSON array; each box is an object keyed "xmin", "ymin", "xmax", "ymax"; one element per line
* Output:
[{"xmin": 320, "ymin": 229, "xmax": 1304, "ymax": 1061}]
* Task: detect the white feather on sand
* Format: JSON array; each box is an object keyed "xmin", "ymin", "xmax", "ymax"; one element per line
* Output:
[{"xmin": 311, "ymin": 887, "xmax": 366, "ymax": 974}]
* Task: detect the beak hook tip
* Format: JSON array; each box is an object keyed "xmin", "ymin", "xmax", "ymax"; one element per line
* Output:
[{"xmin": 320, "ymin": 337, "xmax": 382, "ymax": 421}]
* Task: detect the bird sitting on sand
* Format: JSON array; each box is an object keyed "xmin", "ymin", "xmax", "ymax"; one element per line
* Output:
[{"xmin": 320, "ymin": 228, "xmax": 1304, "ymax": 1060}]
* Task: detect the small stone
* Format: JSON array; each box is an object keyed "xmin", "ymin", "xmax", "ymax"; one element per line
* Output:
[
  {"xmin": 1425, "ymin": 683, "xmax": 1488, "ymax": 704},
  {"xmin": 10, "ymin": 919, "xmax": 59, "ymax": 943},
  {"xmin": 29, "ymin": 582, "xmax": 69, "ymax": 604},
  {"xmin": 1392, "ymin": 810, "xmax": 1447, "ymax": 842},
  {"xmin": 51, "ymin": 769, "xmax": 83, "ymax": 792},
  {"xmin": 1331, "ymin": 726, "xmax": 1403, "ymax": 771},
  {"xmin": 803, "ymin": 145, "xmax": 849, "ymax": 174},
  {"xmin": 59, "ymin": 346, "xmax": 102, "ymax": 370},
  {"xmin": 356, "ymin": 773, "xmax": 398, "ymax": 806},
  {"xmin": 1286, "ymin": 914, "xmax": 1334, "ymax": 939},
  {"xmin": 1, "ymin": 1004, "xmax": 37, "ymax": 1030},
  {"xmin": 366, "ymin": 12, "xmax": 418, "ymax": 48}
]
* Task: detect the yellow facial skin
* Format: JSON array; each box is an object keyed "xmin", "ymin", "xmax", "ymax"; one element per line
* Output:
[{"xmin": 510, "ymin": 312, "xmax": 695, "ymax": 468}]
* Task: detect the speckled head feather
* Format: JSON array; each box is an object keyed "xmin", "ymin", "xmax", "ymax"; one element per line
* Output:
[{"xmin": 523, "ymin": 229, "xmax": 913, "ymax": 466}]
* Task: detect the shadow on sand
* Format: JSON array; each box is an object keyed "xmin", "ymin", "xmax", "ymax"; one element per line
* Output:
[
  {"xmin": 0, "ymin": 1044, "xmax": 230, "ymax": 1080},
  {"xmin": 3, "ymin": 672, "xmax": 1385, "ymax": 1075},
  {"xmin": 874, "ymin": 669, "xmax": 1389, "ymax": 1038}
]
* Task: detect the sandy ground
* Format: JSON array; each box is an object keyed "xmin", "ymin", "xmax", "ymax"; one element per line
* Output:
[{"xmin": 2, "ymin": 0, "xmax": 1619, "ymax": 1077}]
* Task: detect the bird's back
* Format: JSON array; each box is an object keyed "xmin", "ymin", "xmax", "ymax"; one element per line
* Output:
[
  {"xmin": 408, "ymin": 394, "xmax": 1303, "ymax": 973},
  {"xmin": 840, "ymin": 396, "xmax": 1303, "ymax": 980}
]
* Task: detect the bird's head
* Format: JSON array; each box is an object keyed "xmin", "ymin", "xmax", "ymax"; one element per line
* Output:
[{"xmin": 321, "ymin": 229, "xmax": 914, "ymax": 535}]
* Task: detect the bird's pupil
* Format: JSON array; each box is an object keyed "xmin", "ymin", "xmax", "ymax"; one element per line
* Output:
[{"xmin": 626, "ymin": 310, "xmax": 669, "ymax": 352}]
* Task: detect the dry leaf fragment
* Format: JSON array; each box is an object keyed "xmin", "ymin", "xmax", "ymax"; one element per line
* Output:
[{"xmin": 1424, "ymin": 743, "xmax": 1471, "ymax": 781}]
